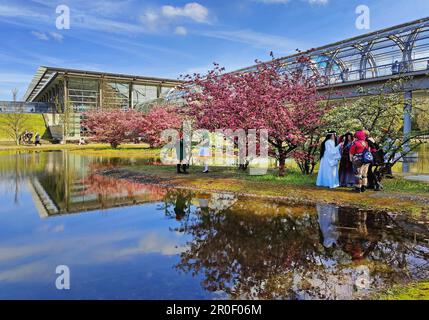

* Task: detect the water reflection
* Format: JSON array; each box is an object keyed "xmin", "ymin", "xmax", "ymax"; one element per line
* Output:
[
  {"xmin": 170, "ymin": 191, "xmax": 429, "ymax": 300},
  {"xmin": 395, "ymin": 143, "xmax": 429, "ymax": 174},
  {"xmin": 0, "ymin": 151, "xmax": 162, "ymax": 216},
  {"xmin": 0, "ymin": 151, "xmax": 428, "ymax": 300}
]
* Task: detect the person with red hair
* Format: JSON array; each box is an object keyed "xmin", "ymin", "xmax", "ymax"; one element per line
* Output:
[{"xmin": 350, "ymin": 130, "xmax": 371, "ymax": 193}]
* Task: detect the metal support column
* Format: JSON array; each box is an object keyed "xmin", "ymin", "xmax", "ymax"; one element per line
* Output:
[
  {"xmin": 129, "ymin": 82, "xmax": 133, "ymax": 109},
  {"xmin": 403, "ymin": 90, "xmax": 413, "ymax": 174},
  {"xmin": 63, "ymin": 76, "xmax": 69, "ymax": 142},
  {"xmin": 403, "ymin": 90, "xmax": 413, "ymax": 152},
  {"xmin": 98, "ymin": 78, "xmax": 103, "ymax": 109}
]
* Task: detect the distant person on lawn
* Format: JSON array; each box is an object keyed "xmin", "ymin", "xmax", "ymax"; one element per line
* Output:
[{"xmin": 34, "ymin": 132, "xmax": 41, "ymax": 146}]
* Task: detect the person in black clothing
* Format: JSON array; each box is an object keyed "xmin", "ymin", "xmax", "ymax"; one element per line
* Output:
[
  {"xmin": 34, "ymin": 132, "xmax": 41, "ymax": 146},
  {"xmin": 366, "ymin": 135, "xmax": 384, "ymax": 191},
  {"xmin": 175, "ymin": 132, "xmax": 189, "ymax": 174},
  {"xmin": 392, "ymin": 60, "xmax": 400, "ymax": 75},
  {"xmin": 174, "ymin": 193, "xmax": 188, "ymax": 221},
  {"xmin": 339, "ymin": 132, "xmax": 355, "ymax": 187}
]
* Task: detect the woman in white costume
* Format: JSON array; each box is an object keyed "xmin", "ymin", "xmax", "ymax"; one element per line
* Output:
[
  {"xmin": 316, "ymin": 132, "xmax": 342, "ymax": 189},
  {"xmin": 199, "ymin": 132, "xmax": 211, "ymax": 173}
]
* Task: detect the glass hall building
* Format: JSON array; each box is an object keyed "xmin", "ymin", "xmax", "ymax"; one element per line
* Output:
[{"xmin": 23, "ymin": 66, "xmax": 182, "ymax": 140}]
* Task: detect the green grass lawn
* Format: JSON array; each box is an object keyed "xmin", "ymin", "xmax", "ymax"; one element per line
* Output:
[
  {"xmin": 245, "ymin": 169, "xmax": 429, "ymax": 194},
  {"xmin": 376, "ymin": 282, "xmax": 429, "ymax": 300},
  {"xmin": 0, "ymin": 113, "xmax": 48, "ymax": 141}
]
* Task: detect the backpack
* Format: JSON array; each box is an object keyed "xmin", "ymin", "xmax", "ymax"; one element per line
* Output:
[
  {"xmin": 352, "ymin": 141, "xmax": 373, "ymax": 165},
  {"xmin": 362, "ymin": 148, "xmax": 374, "ymax": 164}
]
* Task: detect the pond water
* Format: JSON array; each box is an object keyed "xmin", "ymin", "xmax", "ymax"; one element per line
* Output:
[
  {"xmin": 394, "ymin": 143, "xmax": 429, "ymax": 174},
  {"xmin": 0, "ymin": 151, "xmax": 428, "ymax": 300}
]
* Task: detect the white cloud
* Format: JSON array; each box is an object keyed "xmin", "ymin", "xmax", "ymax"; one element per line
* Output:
[
  {"xmin": 140, "ymin": 10, "xmax": 162, "ymax": 31},
  {"xmin": 31, "ymin": 31, "xmax": 49, "ymax": 41},
  {"xmin": 76, "ymin": 14, "xmax": 146, "ymax": 34},
  {"xmin": 254, "ymin": 0, "xmax": 328, "ymax": 4},
  {"xmin": 200, "ymin": 29, "xmax": 305, "ymax": 53},
  {"xmin": 141, "ymin": 2, "xmax": 210, "ymax": 34},
  {"xmin": 0, "ymin": 4, "xmax": 47, "ymax": 18},
  {"xmin": 49, "ymin": 32, "xmax": 64, "ymax": 42},
  {"xmin": 308, "ymin": 0, "xmax": 328, "ymax": 4},
  {"xmin": 30, "ymin": 31, "xmax": 64, "ymax": 42},
  {"xmin": 255, "ymin": 0, "xmax": 291, "ymax": 3},
  {"xmin": 162, "ymin": 2, "xmax": 209, "ymax": 23},
  {"xmin": 175, "ymin": 26, "xmax": 188, "ymax": 36}
]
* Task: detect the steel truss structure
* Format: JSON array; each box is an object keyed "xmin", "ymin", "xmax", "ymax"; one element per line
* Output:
[{"xmin": 235, "ymin": 17, "xmax": 429, "ymax": 87}]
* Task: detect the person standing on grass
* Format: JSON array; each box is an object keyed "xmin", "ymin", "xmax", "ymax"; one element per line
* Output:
[
  {"xmin": 316, "ymin": 132, "xmax": 342, "ymax": 189},
  {"xmin": 339, "ymin": 132, "xmax": 355, "ymax": 187},
  {"xmin": 350, "ymin": 130, "xmax": 371, "ymax": 193},
  {"xmin": 175, "ymin": 131, "xmax": 189, "ymax": 174},
  {"xmin": 199, "ymin": 131, "xmax": 211, "ymax": 173},
  {"xmin": 34, "ymin": 132, "xmax": 41, "ymax": 146},
  {"xmin": 365, "ymin": 133, "xmax": 383, "ymax": 191}
]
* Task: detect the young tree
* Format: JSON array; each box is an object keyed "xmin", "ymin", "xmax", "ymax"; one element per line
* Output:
[
  {"xmin": 325, "ymin": 79, "xmax": 429, "ymax": 171},
  {"xmin": 83, "ymin": 109, "xmax": 143, "ymax": 148},
  {"xmin": 182, "ymin": 56, "xmax": 329, "ymax": 176},
  {"xmin": 292, "ymin": 130, "xmax": 324, "ymax": 175},
  {"xmin": 0, "ymin": 89, "xmax": 30, "ymax": 145}
]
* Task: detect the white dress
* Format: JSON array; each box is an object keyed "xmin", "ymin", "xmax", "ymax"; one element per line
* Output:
[
  {"xmin": 199, "ymin": 146, "xmax": 211, "ymax": 157},
  {"xmin": 316, "ymin": 140, "xmax": 341, "ymax": 189},
  {"xmin": 317, "ymin": 204, "xmax": 340, "ymax": 248}
]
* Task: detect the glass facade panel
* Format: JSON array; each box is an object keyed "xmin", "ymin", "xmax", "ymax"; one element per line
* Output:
[
  {"xmin": 160, "ymin": 86, "xmax": 173, "ymax": 96},
  {"xmin": 102, "ymin": 81, "xmax": 129, "ymax": 109},
  {"xmin": 68, "ymin": 78, "xmax": 99, "ymax": 112},
  {"xmin": 132, "ymin": 84, "xmax": 158, "ymax": 109}
]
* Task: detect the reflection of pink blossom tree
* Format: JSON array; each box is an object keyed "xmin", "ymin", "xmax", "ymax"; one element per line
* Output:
[
  {"xmin": 81, "ymin": 173, "xmax": 167, "ymax": 201},
  {"xmin": 182, "ymin": 56, "xmax": 330, "ymax": 176},
  {"xmin": 174, "ymin": 202, "xmax": 429, "ymax": 299}
]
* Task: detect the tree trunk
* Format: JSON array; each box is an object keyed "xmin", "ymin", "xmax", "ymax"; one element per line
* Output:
[{"xmin": 278, "ymin": 153, "xmax": 286, "ymax": 177}]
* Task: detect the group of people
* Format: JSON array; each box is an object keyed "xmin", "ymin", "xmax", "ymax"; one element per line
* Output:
[
  {"xmin": 19, "ymin": 130, "xmax": 41, "ymax": 146},
  {"xmin": 317, "ymin": 130, "xmax": 384, "ymax": 193},
  {"xmin": 175, "ymin": 131, "xmax": 211, "ymax": 175}
]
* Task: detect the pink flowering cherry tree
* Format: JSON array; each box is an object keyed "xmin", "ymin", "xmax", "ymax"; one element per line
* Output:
[
  {"xmin": 136, "ymin": 105, "xmax": 183, "ymax": 148},
  {"xmin": 83, "ymin": 105, "xmax": 183, "ymax": 149},
  {"xmin": 182, "ymin": 56, "xmax": 329, "ymax": 176},
  {"xmin": 83, "ymin": 109, "xmax": 143, "ymax": 148}
]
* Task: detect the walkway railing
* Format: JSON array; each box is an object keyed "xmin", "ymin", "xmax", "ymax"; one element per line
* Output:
[{"xmin": 0, "ymin": 101, "xmax": 56, "ymax": 114}]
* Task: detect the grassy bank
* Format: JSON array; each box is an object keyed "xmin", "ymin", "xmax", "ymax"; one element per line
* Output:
[
  {"xmin": 102, "ymin": 164, "xmax": 429, "ymax": 216},
  {"xmin": 0, "ymin": 113, "xmax": 48, "ymax": 141},
  {"xmin": 376, "ymin": 282, "xmax": 429, "ymax": 300},
  {"xmin": 2, "ymin": 143, "xmax": 427, "ymax": 214},
  {"xmin": 70, "ymin": 144, "xmax": 160, "ymax": 158},
  {"xmin": 0, "ymin": 143, "xmax": 158, "ymax": 157}
]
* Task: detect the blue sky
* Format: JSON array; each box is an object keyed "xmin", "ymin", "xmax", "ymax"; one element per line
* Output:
[{"xmin": 1, "ymin": 0, "xmax": 429, "ymax": 100}]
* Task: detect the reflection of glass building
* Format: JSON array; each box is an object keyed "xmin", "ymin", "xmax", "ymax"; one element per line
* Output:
[{"xmin": 23, "ymin": 66, "xmax": 182, "ymax": 140}]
